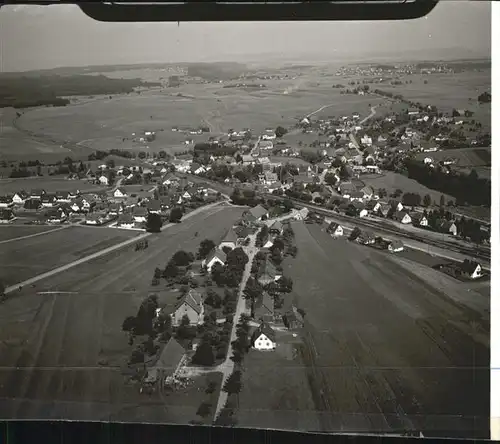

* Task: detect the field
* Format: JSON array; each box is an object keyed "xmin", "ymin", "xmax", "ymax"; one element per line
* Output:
[
  {"xmin": 0, "ymin": 226, "xmax": 141, "ymax": 286},
  {"xmin": 240, "ymin": 221, "xmax": 489, "ymax": 437},
  {"xmin": 0, "ymin": 205, "xmax": 243, "ymax": 422},
  {"xmin": 359, "ymin": 172, "xmax": 454, "ymax": 204},
  {"xmin": 0, "ymin": 177, "xmax": 101, "ymax": 194},
  {"xmin": 0, "ymin": 225, "xmax": 60, "ymax": 242}
]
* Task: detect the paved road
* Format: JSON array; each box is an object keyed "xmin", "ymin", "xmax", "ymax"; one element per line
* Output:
[
  {"xmin": 4, "ymin": 200, "xmax": 224, "ymax": 295},
  {"xmin": 213, "ymin": 232, "xmax": 258, "ymax": 421}
]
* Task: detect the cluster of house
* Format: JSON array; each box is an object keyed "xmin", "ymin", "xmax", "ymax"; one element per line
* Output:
[{"xmin": 0, "ymin": 172, "xmax": 216, "ymax": 227}]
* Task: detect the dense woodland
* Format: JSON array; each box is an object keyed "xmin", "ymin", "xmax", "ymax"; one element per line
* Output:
[
  {"xmin": 404, "ymin": 159, "xmax": 491, "ymax": 207},
  {"xmin": 0, "ymin": 74, "xmax": 160, "ymax": 108}
]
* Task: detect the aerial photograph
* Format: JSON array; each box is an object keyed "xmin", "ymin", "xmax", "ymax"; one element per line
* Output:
[{"xmin": 0, "ymin": 2, "xmax": 491, "ymax": 440}]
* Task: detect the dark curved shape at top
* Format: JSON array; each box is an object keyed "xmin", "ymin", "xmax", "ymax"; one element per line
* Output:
[{"xmin": 74, "ymin": 1, "xmax": 440, "ymax": 22}]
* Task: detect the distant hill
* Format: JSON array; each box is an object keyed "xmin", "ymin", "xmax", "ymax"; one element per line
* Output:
[{"xmin": 186, "ymin": 62, "xmax": 248, "ymax": 81}]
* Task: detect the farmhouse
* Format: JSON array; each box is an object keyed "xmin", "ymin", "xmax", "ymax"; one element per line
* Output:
[
  {"xmin": 388, "ymin": 240, "xmax": 404, "ymax": 253},
  {"xmin": 114, "ymin": 188, "xmax": 128, "ymax": 198},
  {"xmin": 389, "ymin": 200, "xmax": 404, "ymax": 213},
  {"xmin": 243, "ymin": 204, "xmax": 268, "ymax": 223},
  {"xmin": 30, "ymin": 189, "xmax": 46, "ymax": 199},
  {"xmin": 162, "ymin": 173, "xmax": 180, "ymax": 186},
  {"xmin": 143, "ymin": 338, "xmax": 185, "ymax": 385},
  {"xmin": 219, "ymin": 228, "xmax": 238, "ymax": 250},
  {"xmin": 394, "ymin": 211, "xmax": 412, "ymax": 224},
  {"xmin": 251, "ymin": 323, "xmax": 276, "ymax": 351},
  {"xmin": 326, "ymin": 222, "xmax": 344, "ymax": 237},
  {"xmin": 440, "ymin": 220, "xmax": 458, "ymax": 236},
  {"xmin": 411, "ymin": 213, "xmax": 428, "ymax": 227},
  {"xmin": 282, "ymin": 304, "xmax": 304, "ymax": 330},
  {"xmin": 0, "ymin": 195, "xmax": 13, "ymax": 208},
  {"xmin": 24, "ymin": 198, "xmax": 42, "ymax": 211},
  {"xmin": 202, "ymin": 248, "xmax": 227, "ymax": 272},
  {"xmin": 357, "ymin": 231, "xmax": 376, "ymax": 245},
  {"xmin": 12, "ymin": 191, "xmax": 28, "ymax": 205},
  {"xmin": 252, "ymin": 291, "xmax": 275, "ymax": 323},
  {"xmin": 460, "ymin": 260, "xmax": 483, "ymax": 280},
  {"xmin": 133, "ymin": 206, "xmax": 148, "ymax": 223},
  {"xmin": 116, "ymin": 213, "xmax": 135, "ymax": 229},
  {"xmin": 292, "ymin": 207, "xmax": 309, "ymax": 221},
  {"xmin": 269, "ymin": 220, "xmax": 284, "ymax": 235},
  {"xmin": 171, "ymin": 289, "xmax": 204, "ymax": 326},
  {"xmin": 45, "ymin": 208, "xmax": 68, "ymax": 224},
  {"xmin": 366, "ymin": 200, "xmax": 381, "ymax": 213},
  {"xmin": 257, "ymin": 259, "xmax": 281, "ymax": 286}
]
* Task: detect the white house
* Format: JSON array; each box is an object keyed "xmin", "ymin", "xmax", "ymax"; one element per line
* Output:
[
  {"xmin": 116, "ymin": 214, "xmax": 135, "ymax": 229},
  {"xmin": 461, "ymin": 260, "xmax": 483, "ymax": 280},
  {"xmin": 170, "ymin": 289, "xmax": 204, "ymax": 326},
  {"xmin": 202, "ymin": 248, "xmax": 227, "ymax": 272},
  {"xmin": 251, "ymin": 323, "xmax": 276, "ymax": 351},
  {"xmin": 327, "ymin": 222, "xmax": 344, "ymax": 237},
  {"xmin": 395, "ymin": 211, "xmax": 412, "ymax": 224},
  {"xmin": 12, "ymin": 192, "xmax": 28, "ymax": 205},
  {"xmin": 99, "ymin": 175, "xmax": 109, "ymax": 186},
  {"xmin": 361, "ymin": 135, "xmax": 372, "ymax": 146},
  {"xmin": 114, "ymin": 188, "xmax": 128, "ymax": 198},
  {"xmin": 359, "ymin": 209, "xmax": 369, "ymax": 218},
  {"xmin": 423, "ymin": 157, "xmax": 433, "ymax": 165}
]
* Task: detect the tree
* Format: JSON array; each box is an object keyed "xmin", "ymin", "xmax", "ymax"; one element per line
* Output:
[
  {"xmin": 122, "ymin": 316, "xmax": 136, "ymax": 332},
  {"xmin": 130, "ymin": 349, "xmax": 144, "ymax": 365},
  {"xmin": 223, "ymin": 370, "xmax": 242, "ymax": 395},
  {"xmin": 423, "ymin": 194, "xmax": 432, "ymax": 207},
  {"xmin": 197, "ymin": 239, "xmax": 216, "ymax": 259},
  {"xmin": 439, "ymin": 194, "xmax": 445, "ymax": 207},
  {"xmin": 146, "ymin": 213, "xmax": 162, "ymax": 233},
  {"xmin": 171, "ymin": 250, "xmax": 194, "ymax": 267},
  {"xmin": 163, "ymin": 262, "xmax": 179, "ymax": 279},
  {"xmin": 324, "ymin": 172, "xmax": 338, "ymax": 186},
  {"xmin": 275, "ymin": 126, "xmax": 288, "ymax": 138},
  {"xmin": 106, "ymin": 158, "xmax": 115, "ymax": 169},
  {"xmin": 349, "ymin": 226, "xmax": 362, "ymax": 241},
  {"xmin": 192, "ymin": 341, "xmax": 215, "ymax": 366},
  {"xmin": 378, "ymin": 188, "xmax": 387, "ymax": 198},
  {"xmin": 205, "ymin": 289, "xmax": 222, "ymax": 308},
  {"xmin": 169, "ymin": 207, "xmax": 183, "ymax": 223}
]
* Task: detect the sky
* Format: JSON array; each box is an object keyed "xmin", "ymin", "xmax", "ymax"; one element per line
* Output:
[{"xmin": 0, "ymin": 2, "xmax": 491, "ymax": 72}]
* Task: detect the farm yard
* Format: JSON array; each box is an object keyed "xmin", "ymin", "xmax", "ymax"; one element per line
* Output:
[
  {"xmin": 0, "ymin": 205, "xmax": 243, "ymax": 422},
  {"xmin": 273, "ymin": 221, "xmax": 489, "ymax": 438},
  {"xmin": 0, "ymin": 226, "xmax": 141, "ymax": 286},
  {"xmin": 358, "ymin": 172, "xmax": 454, "ymax": 205}
]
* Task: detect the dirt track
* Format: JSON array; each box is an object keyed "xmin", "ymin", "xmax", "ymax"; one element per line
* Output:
[
  {"xmin": 286, "ymin": 222, "xmax": 489, "ymax": 438},
  {"xmin": 0, "ymin": 206, "xmax": 243, "ymax": 422}
]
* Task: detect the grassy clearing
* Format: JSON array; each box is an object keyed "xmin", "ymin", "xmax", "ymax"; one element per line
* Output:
[
  {"xmin": 0, "ymin": 177, "xmax": 102, "ymax": 194},
  {"xmin": 0, "ymin": 226, "xmax": 140, "ymax": 285},
  {"xmin": 0, "ymin": 225, "xmax": 59, "ymax": 242},
  {"xmin": 359, "ymin": 172, "xmax": 454, "ymax": 204}
]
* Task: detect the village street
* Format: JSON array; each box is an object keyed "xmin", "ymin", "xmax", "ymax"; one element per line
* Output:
[{"xmin": 213, "ymin": 231, "xmax": 258, "ymax": 421}]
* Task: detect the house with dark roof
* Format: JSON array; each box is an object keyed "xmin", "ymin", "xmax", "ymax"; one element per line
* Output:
[
  {"xmin": 202, "ymin": 248, "xmax": 227, "ymax": 272},
  {"xmin": 23, "ymin": 198, "xmax": 42, "ymax": 211},
  {"xmin": 242, "ymin": 204, "xmax": 268, "ymax": 223},
  {"xmin": 357, "ymin": 230, "xmax": 376, "ymax": 245},
  {"xmin": 219, "ymin": 228, "xmax": 238, "ymax": 250},
  {"xmin": 113, "ymin": 187, "xmax": 128, "ymax": 198},
  {"xmin": 252, "ymin": 291, "xmax": 275, "ymax": 323},
  {"xmin": 282, "ymin": 303, "xmax": 304, "ymax": 330},
  {"xmin": 269, "ymin": 220, "xmax": 283, "ymax": 235},
  {"xmin": 388, "ymin": 240, "xmax": 404, "ymax": 253},
  {"xmin": 143, "ymin": 338, "xmax": 185, "ymax": 384},
  {"xmin": 460, "ymin": 260, "xmax": 483, "ymax": 280},
  {"xmin": 411, "ymin": 213, "xmax": 428, "ymax": 227},
  {"xmin": 30, "ymin": 189, "xmax": 46, "ymax": 199},
  {"xmin": 171, "ymin": 289, "xmax": 204, "ymax": 326},
  {"xmin": 251, "ymin": 322, "xmax": 276, "ymax": 350},
  {"xmin": 116, "ymin": 213, "xmax": 135, "ymax": 228},
  {"xmin": 147, "ymin": 199, "xmax": 161, "ymax": 214},
  {"xmin": 45, "ymin": 207, "xmax": 68, "ymax": 224},
  {"xmin": 132, "ymin": 205, "xmax": 148, "ymax": 223},
  {"xmin": 326, "ymin": 222, "xmax": 344, "ymax": 237},
  {"xmin": 440, "ymin": 220, "xmax": 458, "ymax": 236},
  {"xmin": 394, "ymin": 211, "xmax": 412, "ymax": 224},
  {"xmin": 0, "ymin": 195, "xmax": 13, "ymax": 208},
  {"xmin": 12, "ymin": 191, "xmax": 29, "ymax": 205}
]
